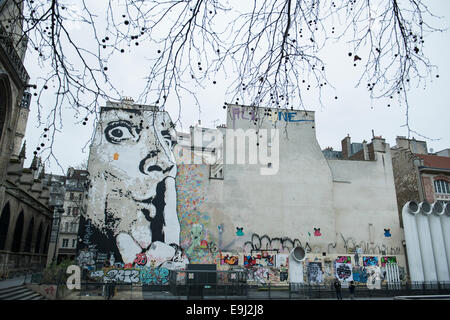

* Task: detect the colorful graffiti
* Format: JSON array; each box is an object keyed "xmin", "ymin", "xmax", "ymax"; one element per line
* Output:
[
  {"xmin": 244, "ymin": 251, "xmax": 276, "ymax": 267},
  {"xmin": 352, "ymin": 266, "xmax": 368, "ymax": 283},
  {"xmin": 336, "ymin": 256, "xmax": 351, "ymax": 264},
  {"xmin": 245, "ymin": 266, "xmax": 287, "ymax": 284},
  {"xmin": 313, "ymin": 228, "xmax": 322, "ymax": 237},
  {"xmin": 363, "ymin": 256, "xmax": 379, "ymax": 267},
  {"xmin": 384, "ymin": 229, "xmax": 392, "ymax": 237},
  {"xmin": 89, "ymin": 266, "xmax": 170, "ymax": 285},
  {"xmin": 221, "ymin": 254, "xmax": 239, "ymax": 266},
  {"xmin": 381, "ymin": 256, "xmax": 397, "ymax": 267},
  {"xmin": 176, "ymin": 164, "xmax": 219, "ymax": 264},
  {"xmin": 236, "ymin": 227, "xmax": 244, "ymax": 236},
  {"xmin": 335, "ymin": 263, "xmax": 353, "ymax": 282}
]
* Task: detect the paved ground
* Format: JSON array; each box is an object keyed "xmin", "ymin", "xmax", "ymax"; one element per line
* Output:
[
  {"xmin": 1, "ymin": 277, "xmax": 448, "ymax": 300},
  {"xmin": 0, "ymin": 276, "xmax": 26, "ymax": 289}
]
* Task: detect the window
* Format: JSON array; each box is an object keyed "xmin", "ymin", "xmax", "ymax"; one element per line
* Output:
[
  {"xmin": 70, "ymin": 192, "xmax": 74, "ymax": 200},
  {"xmin": 72, "ymin": 239, "xmax": 77, "ymax": 248},
  {"xmin": 70, "ymin": 223, "xmax": 78, "ymax": 233},
  {"xmin": 62, "ymin": 239, "xmax": 69, "ymax": 248},
  {"xmin": 79, "ymin": 193, "xmax": 83, "ymax": 201},
  {"xmin": 72, "ymin": 207, "xmax": 79, "ymax": 217},
  {"xmin": 434, "ymin": 180, "xmax": 450, "ymax": 194}
]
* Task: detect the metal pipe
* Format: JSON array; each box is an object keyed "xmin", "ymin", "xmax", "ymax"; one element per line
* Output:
[
  {"xmin": 416, "ymin": 202, "xmax": 438, "ymax": 282},
  {"xmin": 428, "ymin": 202, "xmax": 449, "ymax": 282},
  {"xmin": 401, "ymin": 201, "xmax": 424, "ymax": 282},
  {"xmin": 441, "ymin": 203, "xmax": 450, "ymax": 275}
]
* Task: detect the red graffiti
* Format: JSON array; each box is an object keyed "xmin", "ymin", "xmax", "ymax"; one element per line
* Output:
[
  {"xmin": 200, "ymin": 240, "xmax": 208, "ymax": 248},
  {"xmin": 134, "ymin": 253, "xmax": 148, "ymax": 266},
  {"xmin": 45, "ymin": 286, "xmax": 55, "ymax": 295}
]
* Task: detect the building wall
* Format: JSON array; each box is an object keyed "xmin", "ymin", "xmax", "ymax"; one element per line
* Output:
[
  {"xmin": 391, "ymin": 147, "xmax": 422, "ymax": 226},
  {"xmin": 0, "ymin": 2, "xmax": 51, "ymax": 278},
  {"xmin": 329, "ymin": 146, "xmax": 404, "ymax": 255},
  {"xmin": 0, "ymin": 181, "xmax": 52, "ymax": 277},
  {"xmin": 207, "ymin": 105, "xmax": 336, "ymax": 254},
  {"xmin": 79, "ymin": 102, "xmax": 406, "ymax": 285}
]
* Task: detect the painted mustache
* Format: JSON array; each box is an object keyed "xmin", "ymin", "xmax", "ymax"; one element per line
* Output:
[{"xmin": 146, "ymin": 165, "xmax": 174, "ymax": 173}]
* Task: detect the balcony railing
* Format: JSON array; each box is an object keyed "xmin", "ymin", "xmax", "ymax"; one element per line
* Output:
[{"xmin": 0, "ymin": 24, "xmax": 29, "ymax": 86}]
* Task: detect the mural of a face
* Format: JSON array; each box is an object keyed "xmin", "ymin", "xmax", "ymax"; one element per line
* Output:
[{"xmin": 80, "ymin": 106, "xmax": 187, "ymax": 268}]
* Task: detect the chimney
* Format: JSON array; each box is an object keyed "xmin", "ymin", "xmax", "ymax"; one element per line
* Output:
[
  {"xmin": 341, "ymin": 134, "xmax": 351, "ymax": 159},
  {"xmin": 362, "ymin": 140, "xmax": 369, "ymax": 160}
]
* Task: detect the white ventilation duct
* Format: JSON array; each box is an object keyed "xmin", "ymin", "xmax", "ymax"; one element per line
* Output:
[
  {"xmin": 402, "ymin": 201, "xmax": 424, "ymax": 282},
  {"xmin": 441, "ymin": 202, "xmax": 450, "ymax": 274},
  {"xmin": 288, "ymin": 246, "xmax": 306, "ymax": 283},
  {"xmin": 416, "ymin": 201, "xmax": 438, "ymax": 282},
  {"xmin": 291, "ymin": 246, "xmax": 306, "ymax": 262},
  {"xmin": 429, "ymin": 201, "xmax": 450, "ymax": 281}
]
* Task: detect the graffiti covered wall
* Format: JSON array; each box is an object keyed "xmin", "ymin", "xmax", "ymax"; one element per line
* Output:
[{"xmin": 76, "ymin": 102, "xmax": 407, "ymax": 286}]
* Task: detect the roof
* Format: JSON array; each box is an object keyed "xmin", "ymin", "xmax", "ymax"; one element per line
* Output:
[
  {"xmin": 68, "ymin": 169, "xmax": 89, "ymax": 180},
  {"xmin": 416, "ymin": 154, "xmax": 450, "ymax": 170}
]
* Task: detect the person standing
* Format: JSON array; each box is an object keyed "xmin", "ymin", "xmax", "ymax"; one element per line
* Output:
[
  {"xmin": 349, "ymin": 281, "xmax": 356, "ymax": 300},
  {"xmin": 334, "ymin": 278, "xmax": 342, "ymax": 300}
]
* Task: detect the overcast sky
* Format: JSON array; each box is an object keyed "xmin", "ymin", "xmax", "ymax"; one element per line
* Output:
[{"xmin": 22, "ymin": 0, "xmax": 450, "ymax": 174}]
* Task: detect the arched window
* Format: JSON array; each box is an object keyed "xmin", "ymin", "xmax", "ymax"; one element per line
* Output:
[
  {"xmin": 11, "ymin": 211, "xmax": 24, "ymax": 252},
  {"xmin": 43, "ymin": 227, "xmax": 50, "ymax": 254},
  {"xmin": 24, "ymin": 217, "xmax": 34, "ymax": 252},
  {"xmin": 434, "ymin": 180, "xmax": 450, "ymax": 194},
  {"xmin": 34, "ymin": 223, "xmax": 43, "ymax": 254},
  {"xmin": 0, "ymin": 203, "xmax": 11, "ymax": 250}
]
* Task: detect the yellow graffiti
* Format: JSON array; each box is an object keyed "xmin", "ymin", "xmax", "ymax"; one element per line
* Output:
[{"xmin": 113, "ymin": 153, "xmax": 119, "ymax": 160}]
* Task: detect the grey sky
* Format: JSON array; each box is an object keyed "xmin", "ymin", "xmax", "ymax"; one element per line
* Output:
[{"xmin": 22, "ymin": 0, "xmax": 450, "ymax": 174}]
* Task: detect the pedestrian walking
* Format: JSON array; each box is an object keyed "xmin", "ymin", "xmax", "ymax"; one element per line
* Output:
[
  {"xmin": 349, "ymin": 281, "xmax": 355, "ymax": 300},
  {"xmin": 334, "ymin": 278, "xmax": 342, "ymax": 300}
]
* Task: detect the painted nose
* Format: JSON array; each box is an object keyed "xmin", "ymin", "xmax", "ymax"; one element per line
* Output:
[
  {"xmin": 138, "ymin": 150, "xmax": 161, "ymax": 175},
  {"xmin": 139, "ymin": 150, "xmax": 174, "ymax": 175}
]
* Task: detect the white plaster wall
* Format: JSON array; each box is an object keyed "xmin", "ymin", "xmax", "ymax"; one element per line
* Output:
[
  {"xmin": 209, "ymin": 105, "xmax": 336, "ymax": 252},
  {"xmin": 328, "ymin": 148, "xmax": 404, "ymax": 255}
]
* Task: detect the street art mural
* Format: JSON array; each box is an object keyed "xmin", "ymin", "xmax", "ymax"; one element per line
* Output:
[
  {"xmin": 236, "ymin": 227, "xmax": 244, "ymax": 236},
  {"xmin": 244, "ymin": 251, "xmax": 276, "ymax": 267},
  {"xmin": 352, "ymin": 266, "xmax": 368, "ymax": 283},
  {"xmin": 89, "ymin": 266, "xmax": 170, "ymax": 285},
  {"xmin": 176, "ymin": 164, "xmax": 220, "ymax": 264},
  {"xmin": 381, "ymin": 256, "xmax": 397, "ymax": 267},
  {"xmin": 307, "ymin": 262, "xmax": 323, "ymax": 284},
  {"xmin": 336, "ymin": 256, "xmax": 351, "ymax": 264},
  {"xmin": 363, "ymin": 256, "xmax": 379, "ymax": 267},
  {"xmin": 77, "ymin": 106, "xmax": 189, "ymax": 272},
  {"xmin": 335, "ymin": 263, "xmax": 353, "ymax": 282},
  {"xmin": 221, "ymin": 253, "xmax": 239, "ymax": 266},
  {"xmin": 245, "ymin": 266, "xmax": 288, "ymax": 284}
]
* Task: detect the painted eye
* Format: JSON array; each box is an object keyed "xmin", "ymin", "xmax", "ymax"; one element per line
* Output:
[
  {"xmin": 105, "ymin": 121, "xmax": 139, "ymax": 144},
  {"xmin": 161, "ymin": 130, "xmax": 177, "ymax": 148}
]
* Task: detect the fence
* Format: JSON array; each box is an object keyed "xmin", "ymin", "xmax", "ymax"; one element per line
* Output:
[{"xmin": 22, "ymin": 269, "xmax": 450, "ymax": 300}]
